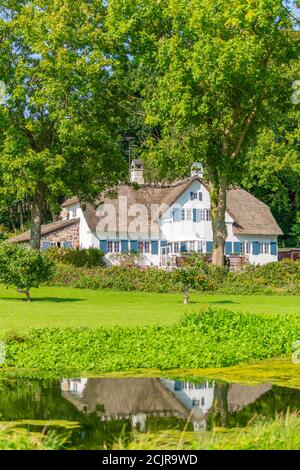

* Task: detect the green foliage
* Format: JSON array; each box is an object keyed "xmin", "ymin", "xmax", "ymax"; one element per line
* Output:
[
  {"xmin": 50, "ymin": 259, "xmax": 300, "ymax": 295},
  {"xmin": 0, "ymin": 243, "xmax": 54, "ymax": 298},
  {"xmin": 45, "ymin": 247, "xmax": 105, "ymax": 268},
  {"xmin": 4, "ymin": 309, "xmax": 300, "ymax": 372}
]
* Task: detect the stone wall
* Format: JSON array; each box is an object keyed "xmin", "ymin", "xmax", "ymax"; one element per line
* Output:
[{"xmin": 41, "ymin": 221, "xmax": 80, "ymax": 248}]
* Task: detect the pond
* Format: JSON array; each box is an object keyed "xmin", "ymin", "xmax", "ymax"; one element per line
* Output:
[{"xmin": 1, "ymin": 375, "xmax": 300, "ymax": 449}]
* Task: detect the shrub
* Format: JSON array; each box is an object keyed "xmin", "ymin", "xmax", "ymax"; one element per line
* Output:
[
  {"xmin": 4, "ymin": 309, "xmax": 300, "ymax": 371},
  {"xmin": 45, "ymin": 247, "xmax": 105, "ymax": 268},
  {"xmin": 49, "ymin": 258, "xmax": 300, "ymax": 295},
  {"xmin": 0, "ymin": 243, "xmax": 54, "ymax": 301}
]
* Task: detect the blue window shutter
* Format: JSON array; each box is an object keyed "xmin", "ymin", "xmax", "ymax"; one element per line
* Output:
[
  {"xmin": 181, "ymin": 242, "xmax": 187, "ymax": 252},
  {"xmin": 193, "ymin": 209, "xmax": 200, "ymax": 222},
  {"xmin": 42, "ymin": 241, "xmax": 51, "ymax": 251},
  {"xmin": 121, "ymin": 240, "xmax": 128, "ymax": 253},
  {"xmin": 234, "ymin": 242, "xmax": 241, "ymax": 254},
  {"xmin": 270, "ymin": 241, "xmax": 277, "ymax": 256},
  {"xmin": 173, "ymin": 208, "xmax": 180, "ymax": 222},
  {"xmin": 130, "ymin": 240, "xmax": 138, "ymax": 252},
  {"xmin": 190, "ymin": 192, "xmax": 194, "ymax": 200},
  {"xmin": 226, "ymin": 242, "xmax": 232, "ymax": 255},
  {"xmin": 206, "ymin": 241, "xmax": 213, "ymax": 253},
  {"xmin": 151, "ymin": 241, "xmax": 158, "ymax": 255},
  {"xmin": 160, "ymin": 240, "xmax": 168, "ymax": 248},
  {"xmin": 64, "ymin": 241, "xmax": 72, "ymax": 249},
  {"xmin": 198, "ymin": 192, "xmax": 203, "ymax": 201},
  {"xmin": 99, "ymin": 240, "xmax": 107, "ymax": 254},
  {"xmin": 252, "ymin": 242, "xmax": 259, "ymax": 255}
]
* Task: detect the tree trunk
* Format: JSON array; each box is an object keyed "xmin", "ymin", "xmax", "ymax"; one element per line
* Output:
[
  {"xmin": 210, "ymin": 382, "xmax": 229, "ymax": 428},
  {"xmin": 30, "ymin": 183, "xmax": 45, "ymax": 250},
  {"xmin": 184, "ymin": 286, "xmax": 189, "ymax": 304},
  {"xmin": 17, "ymin": 289, "xmax": 31, "ymax": 301},
  {"xmin": 208, "ymin": 171, "xmax": 228, "ymax": 267}
]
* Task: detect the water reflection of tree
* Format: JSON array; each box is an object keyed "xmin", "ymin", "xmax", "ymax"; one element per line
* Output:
[{"xmin": 208, "ymin": 382, "xmax": 229, "ymax": 428}]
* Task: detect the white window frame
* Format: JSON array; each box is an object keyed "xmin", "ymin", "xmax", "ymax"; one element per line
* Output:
[
  {"xmin": 190, "ymin": 192, "xmax": 198, "ymax": 201},
  {"xmin": 197, "ymin": 241, "xmax": 205, "ymax": 253},
  {"xmin": 138, "ymin": 241, "xmax": 150, "ymax": 253},
  {"xmin": 205, "ymin": 209, "xmax": 211, "ymax": 221},
  {"xmin": 72, "ymin": 208, "xmax": 77, "ymax": 218},
  {"xmin": 173, "ymin": 242, "xmax": 179, "ymax": 254},
  {"xmin": 189, "ymin": 241, "xmax": 195, "ymax": 251},
  {"xmin": 186, "ymin": 209, "xmax": 192, "ymax": 221},
  {"xmin": 264, "ymin": 242, "xmax": 270, "ymax": 254},
  {"xmin": 180, "ymin": 209, "xmax": 185, "ymax": 221},
  {"xmin": 108, "ymin": 241, "xmax": 120, "ymax": 253}
]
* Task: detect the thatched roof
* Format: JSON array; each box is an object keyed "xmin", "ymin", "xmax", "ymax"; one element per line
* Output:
[
  {"xmin": 62, "ymin": 378, "xmax": 189, "ymax": 418},
  {"xmin": 10, "ymin": 176, "xmax": 283, "ymax": 243},
  {"xmin": 8, "ymin": 218, "xmax": 80, "ymax": 243},
  {"xmin": 78, "ymin": 177, "xmax": 283, "ymax": 236}
]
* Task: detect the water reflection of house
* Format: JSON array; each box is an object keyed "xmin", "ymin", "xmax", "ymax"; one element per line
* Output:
[
  {"xmin": 161, "ymin": 380, "xmax": 214, "ymax": 430},
  {"xmin": 61, "ymin": 378, "xmax": 191, "ymax": 431},
  {"xmin": 61, "ymin": 378, "xmax": 272, "ymax": 432}
]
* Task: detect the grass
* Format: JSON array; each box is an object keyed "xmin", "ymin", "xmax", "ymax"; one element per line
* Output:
[
  {"xmin": 114, "ymin": 413, "xmax": 300, "ymax": 450},
  {"xmin": 0, "ymin": 286, "xmax": 300, "ymax": 334}
]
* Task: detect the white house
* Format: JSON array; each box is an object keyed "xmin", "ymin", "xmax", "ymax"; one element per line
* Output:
[{"xmin": 10, "ymin": 161, "xmax": 283, "ymax": 267}]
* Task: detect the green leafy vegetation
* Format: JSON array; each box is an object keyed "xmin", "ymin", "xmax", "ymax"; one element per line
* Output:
[
  {"xmin": 4, "ymin": 309, "xmax": 300, "ymax": 372},
  {"xmin": 0, "ymin": 244, "xmax": 54, "ymax": 301},
  {"xmin": 51, "ymin": 259, "xmax": 300, "ymax": 295},
  {"xmin": 114, "ymin": 413, "xmax": 300, "ymax": 450},
  {"xmin": 45, "ymin": 247, "xmax": 105, "ymax": 268}
]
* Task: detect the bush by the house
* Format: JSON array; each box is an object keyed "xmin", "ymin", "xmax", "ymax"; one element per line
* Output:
[
  {"xmin": 0, "ymin": 243, "xmax": 54, "ymax": 301},
  {"xmin": 5, "ymin": 309, "xmax": 300, "ymax": 371},
  {"xmin": 49, "ymin": 258, "xmax": 300, "ymax": 295},
  {"xmin": 45, "ymin": 247, "xmax": 105, "ymax": 268}
]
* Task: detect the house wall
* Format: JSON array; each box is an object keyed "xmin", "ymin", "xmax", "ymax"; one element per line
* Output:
[
  {"xmin": 41, "ymin": 221, "xmax": 80, "ymax": 248},
  {"xmin": 63, "ymin": 182, "xmax": 278, "ymax": 267}
]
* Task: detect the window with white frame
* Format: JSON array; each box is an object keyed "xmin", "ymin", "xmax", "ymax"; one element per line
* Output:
[
  {"xmin": 190, "ymin": 192, "xmax": 198, "ymax": 201},
  {"xmin": 186, "ymin": 209, "xmax": 192, "ymax": 221},
  {"xmin": 264, "ymin": 242, "xmax": 270, "ymax": 254},
  {"xmin": 259, "ymin": 242, "xmax": 264, "ymax": 254},
  {"xmin": 180, "ymin": 209, "xmax": 185, "ymax": 221},
  {"xmin": 189, "ymin": 241, "xmax": 195, "ymax": 251},
  {"xmin": 205, "ymin": 209, "xmax": 211, "ymax": 221},
  {"xmin": 200, "ymin": 209, "xmax": 206, "ymax": 221},
  {"xmin": 173, "ymin": 242, "xmax": 179, "ymax": 254},
  {"xmin": 72, "ymin": 208, "xmax": 77, "ymax": 218},
  {"xmin": 108, "ymin": 241, "xmax": 120, "ymax": 253},
  {"xmin": 138, "ymin": 241, "xmax": 150, "ymax": 253},
  {"xmin": 241, "ymin": 242, "xmax": 251, "ymax": 255},
  {"xmin": 197, "ymin": 241, "xmax": 205, "ymax": 253}
]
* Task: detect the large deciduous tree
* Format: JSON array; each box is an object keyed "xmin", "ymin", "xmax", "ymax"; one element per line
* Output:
[
  {"xmin": 0, "ymin": 0, "xmax": 127, "ymax": 249},
  {"xmin": 107, "ymin": 0, "xmax": 299, "ymax": 265}
]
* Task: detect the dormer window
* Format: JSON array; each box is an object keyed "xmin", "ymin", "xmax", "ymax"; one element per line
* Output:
[{"xmin": 190, "ymin": 191, "xmax": 203, "ymax": 201}]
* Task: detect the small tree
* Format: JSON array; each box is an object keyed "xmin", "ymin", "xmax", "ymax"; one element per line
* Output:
[
  {"xmin": 0, "ymin": 243, "xmax": 54, "ymax": 301},
  {"xmin": 174, "ymin": 255, "xmax": 208, "ymax": 304}
]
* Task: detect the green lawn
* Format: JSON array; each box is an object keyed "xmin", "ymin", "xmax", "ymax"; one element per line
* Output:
[{"xmin": 0, "ymin": 286, "xmax": 300, "ymax": 334}]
